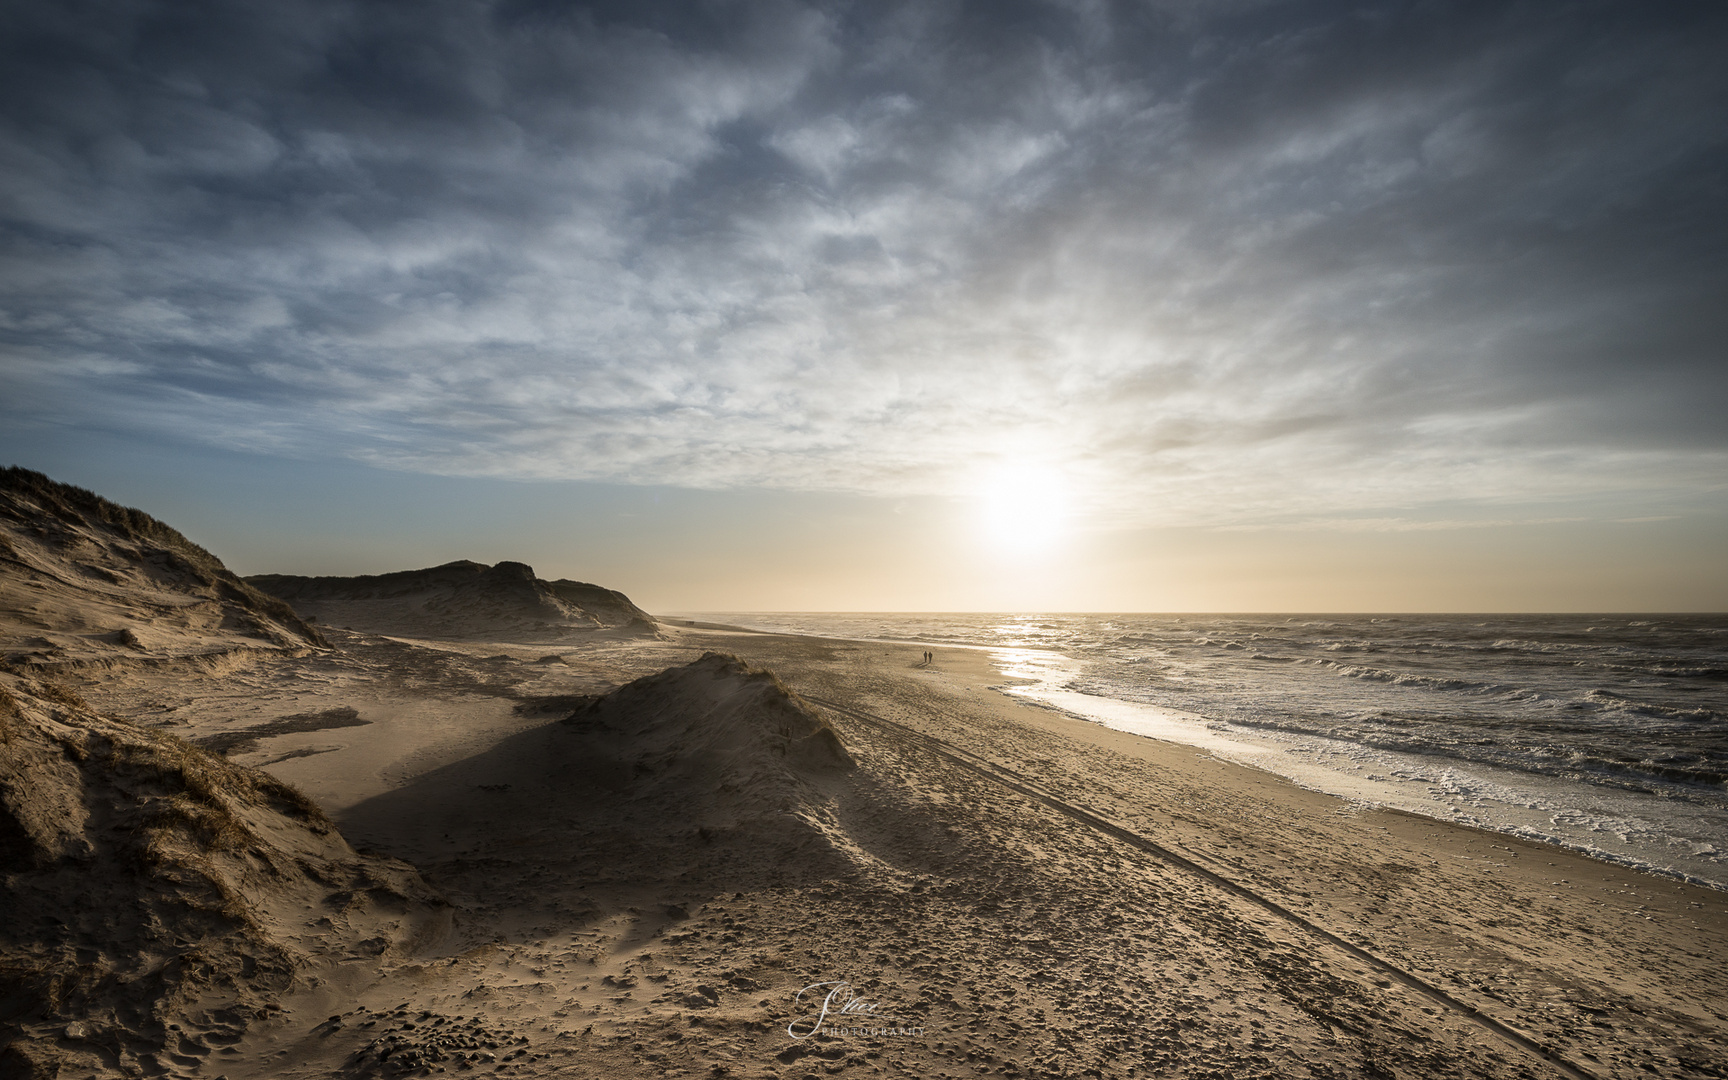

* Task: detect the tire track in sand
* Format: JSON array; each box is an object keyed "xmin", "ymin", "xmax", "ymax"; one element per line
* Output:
[{"xmin": 805, "ymin": 692, "xmax": 1599, "ymax": 1080}]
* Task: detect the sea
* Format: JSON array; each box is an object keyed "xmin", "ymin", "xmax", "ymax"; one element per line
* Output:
[{"xmin": 692, "ymin": 613, "xmax": 1728, "ymax": 889}]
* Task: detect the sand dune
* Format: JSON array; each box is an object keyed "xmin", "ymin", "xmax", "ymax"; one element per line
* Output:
[
  {"xmin": 341, "ymin": 652, "xmax": 876, "ymax": 907},
  {"xmin": 248, "ymin": 561, "xmax": 657, "ymax": 642},
  {"xmin": 0, "ymin": 674, "xmax": 443, "ymax": 1080},
  {"xmin": 0, "ymin": 468, "xmax": 325, "ymax": 667}
]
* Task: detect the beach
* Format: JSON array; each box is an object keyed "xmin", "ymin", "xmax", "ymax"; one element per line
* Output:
[
  {"xmin": 46, "ymin": 620, "xmax": 1728, "ymax": 1080},
  {"xmin": 7, "ymin": 4, "xmax": 1725, "ymax": 1074}
]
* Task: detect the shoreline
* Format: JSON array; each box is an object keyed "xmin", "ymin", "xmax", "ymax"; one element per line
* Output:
[
  {"xmin": 1012, "ymin": 683, "xmax": 1728, "ymax": 893},
  {"xmin": 699, "ymin": 625, "xmax": 1728, "ymax": 1077},
  {"xmin": 678, "ymin": 613, "xmax": 1728, "ymax": 893}
]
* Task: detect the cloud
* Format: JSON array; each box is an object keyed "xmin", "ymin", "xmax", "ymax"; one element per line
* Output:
[{"xmin": 2, "ymin": 0, "xmax": 1725, "ymax": 527}]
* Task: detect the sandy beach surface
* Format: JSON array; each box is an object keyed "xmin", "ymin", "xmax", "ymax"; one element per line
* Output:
[{"xmin": 32, "ymin": 620, "xmax": 1723, "ymax": 1080}]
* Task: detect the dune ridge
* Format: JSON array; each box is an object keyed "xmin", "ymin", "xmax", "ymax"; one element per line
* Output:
[
  {"xmin": 343, "ymin": 650, "xmax": 878, "ymax": 902},
  {"xmin": 554, "ymin": 650, "xmax": 867, "ymax": 878},
  {"xmin": 248, "ymin": 560, "xmax": 657, "ymax": 642},
  {"xmin": 0, "ymin": 467, "xmax": 325, "ymax": 668},
  {"xmin": 560, "ymin": 650, "xmax": 855, "ymax": 803},
  {"xmin": 0, "ymin": 674, "xmax": 443, "ymax": 1080}
]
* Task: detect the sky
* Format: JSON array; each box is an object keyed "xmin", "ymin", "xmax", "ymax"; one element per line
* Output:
[{"xmin": 2, "ymin": 0, "xmax": 1725, "ymax": 612}]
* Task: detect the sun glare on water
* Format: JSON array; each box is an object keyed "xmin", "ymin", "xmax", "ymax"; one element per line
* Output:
[{"xmin": 973, "ymin": 463, "xmax": 1074, "ymax": 557}]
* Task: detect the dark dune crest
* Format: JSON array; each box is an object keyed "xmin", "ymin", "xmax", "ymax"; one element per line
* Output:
[
  {"xmin": 565, "ymin": 650, "xmax": 855, "ymax": 778},
  {"xmin": 0, "ymin": 675, "xmax": 443, "ymax": 1080},
  {"xmin": 551, "ymin": 650, "xmax": 869, "ymax": 880},
  {"xmin": 342, "ymin": 651, "xmax": 874, "ymax": 923},
  {"xmin": 0, "ymin": 466, "xmax": 327, "ymax": 667},
  {"xmin": 248, "ymin": 560, "xmax": 658, "ymax": 641}
]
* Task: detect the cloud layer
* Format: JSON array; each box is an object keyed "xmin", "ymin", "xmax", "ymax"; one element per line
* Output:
[{"xmin": 3, "ymin": 0, "xmax": 1725, "ymax": 526}]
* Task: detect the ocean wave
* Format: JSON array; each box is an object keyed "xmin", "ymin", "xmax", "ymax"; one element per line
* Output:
[
  {"xmin": 1481, "ymin": 638, "xmax": 1590, "ymax": 654},
  {"xmin": 1194, "ymin": 637, "xmax": 1249, "ymax": 650},
  {"xmin": 1590, "ymin": 659, "xmax": 1728, "ymax": 680},
  {"xmin": 1560, "ymin": 753, "xmax": 1728, "ymax": 790},
  {"xmin": 1328, "ymin": 664, "xmax": 1396, "ymax": 682},
  {"xmin": 1213, "ymin": 714, "xmax": 1728, "ymax": 795},
  {"xmin": 1582, "ymin": 689, "xmax": 1724, "ymax": 723},
  {"xmin": 1318, "ymin": 640, "xmax": 1374, "ymax": 652},
  {"xmin": 1324, "ymin": 663, "xmax": 1502, "ymax": 694},
  {"xmin": 1644, "ymin": 665, "xmax": 1728, "ymax": 680}
]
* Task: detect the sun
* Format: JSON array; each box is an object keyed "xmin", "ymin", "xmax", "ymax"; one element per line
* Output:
[{"xmin": 973, "ymin": 462, "xmax": 1074, "ymax": 557}]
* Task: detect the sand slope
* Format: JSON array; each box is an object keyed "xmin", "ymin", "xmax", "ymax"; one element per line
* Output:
[
  {"xmin": 557, "ymin": 650, "xmax": 857, "ymax": 831},
  {"xmin": 248, "ymin": 561, "xmax": 657, "ymax": 642},
  {"xmin": 541, "ymin": 578, "xmax": 659, "ymax": 634},
  {"xmin": 341, "ymin": 651, "xmax": 871, "ymax": 904},
  {"xmin": 0, "ymin": 674, "xmax": 444, "ymax": 1079},
  {"xmin": 0, "ymin": 467, "xmax": 325, "ymax": 667}
]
